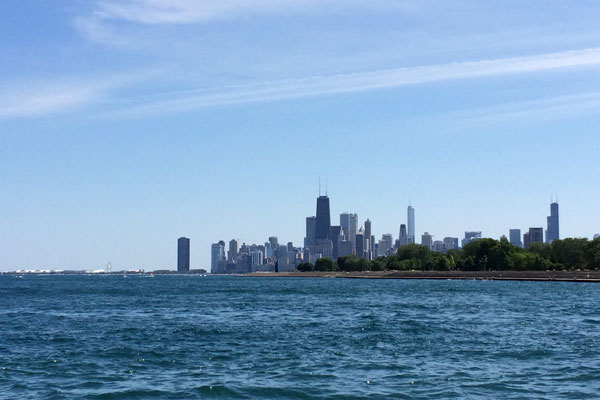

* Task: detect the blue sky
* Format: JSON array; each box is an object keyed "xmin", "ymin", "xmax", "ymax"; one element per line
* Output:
[{"xmin": 1, "ymin": 0, "xmax": 600, "ymax": 271}]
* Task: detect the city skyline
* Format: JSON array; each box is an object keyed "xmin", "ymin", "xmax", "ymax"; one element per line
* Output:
[
  {"xmin": 207, "ymin": 192, "xmax": 580, "ymax": 274},
  {"xmin": 2, "ymin": 1, "xmax": 600, "ymax": 271}
]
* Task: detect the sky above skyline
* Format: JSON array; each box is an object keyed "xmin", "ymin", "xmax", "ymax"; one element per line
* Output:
[{"xmin": 1, "ymin": 0, "xmax": 600, "ymax": 271}]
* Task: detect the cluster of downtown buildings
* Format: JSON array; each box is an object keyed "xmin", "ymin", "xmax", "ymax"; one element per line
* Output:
[{"xmin": 196, "ymin": 194, "xmax": 567, "ymax": 274}]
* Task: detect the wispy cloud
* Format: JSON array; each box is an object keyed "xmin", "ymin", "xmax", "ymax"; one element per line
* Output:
[
  {"xmin": 92, "ymin": 0, "xmax": 406, "ymax": 24},
  {"xmin": 2, "ymin": 47, "xmax": 600, "ymax": 120},
  {"xmin": 451, "ymin": 92, "xmax": 600, "ymax": 129},
  {"xmin": 0, "ymin": 72, "xmax": 157, "ymax": 119},
  {"xmin": 0, "ymin": 83, "xmax": 103, "ymax": 119},
  {"xmin": 121, "ymin": 47, "xmax": 600, "ymax": 115}
]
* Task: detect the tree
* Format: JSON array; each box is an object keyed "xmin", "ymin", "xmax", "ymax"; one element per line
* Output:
[
  {"xmin": 551, "ymin": 238, "xmax": 588, "ymax": 269},
  {"xmin": 511, "ymin": 252, "xmax": 555, "ymax": 271},
  {"xmin": 462, "ymin": 238, "xmax": 517, "ymax": 270},
  {"xmin": 297, "ymin": 262, "xmax": 314, "ymax": 272},
  {"xmin": 371, "ymin": 257, "xmax": 386, "ymax": 271},
  {"xmin": 338, "ymin": 255, "xmax": 371, "ymax": 271},
  {"xmin": 528, "ymin": 242, "xmax": 552, "ymax": 260},
  {"xmin": 314, "ymin": 257, "xmax": 336, "ymax": 272},
  {"xmin": 586, "ymin": 237, "xmax": 600, "ymax": 270},
  {"xmin": 397, "ymin": 244, "xmax": 430, "ymax": 263}
]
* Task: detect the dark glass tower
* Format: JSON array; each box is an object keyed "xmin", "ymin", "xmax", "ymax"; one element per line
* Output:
[
  {"xmin": 177, "ymin": 237, "xmax": 190, "ymax": 272},
  {"xmin": 315, "ymin": 195, "xmax": 331, "ymax": 240},
  {"xmin": 546, "ymin": 202, "xmax": 559, "ymax": 243}
]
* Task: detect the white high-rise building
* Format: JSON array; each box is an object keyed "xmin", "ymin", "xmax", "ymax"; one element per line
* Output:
[
  {"xmin": 349, "ymin": 213, "xmax": 358, "ymax": 247},
  {"xmin": 250, "ymin": 250, "xmax": 263, "ymax": 271},
  {"xmin": 340, "ymin": 212, "xmax": 358, "ymax": 248},
  {"xmin": 407, "ymin": 205, "xmax": 415, "ymax": 243}
]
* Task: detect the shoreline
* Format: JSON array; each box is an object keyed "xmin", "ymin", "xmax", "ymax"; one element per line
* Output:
[{"xmin": 244, "ymin": 270, "xmax": 600, "ymax": 282}]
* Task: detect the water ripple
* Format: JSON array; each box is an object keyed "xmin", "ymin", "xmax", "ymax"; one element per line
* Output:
[{"xmin": 1, "ymin": 276, "xmax": 599, "ymax": 399}]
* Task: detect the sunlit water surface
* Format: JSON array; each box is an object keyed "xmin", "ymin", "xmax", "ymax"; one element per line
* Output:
[{"xmin": 1, "ymin": 275, "xmax": 599, "ymax": 399}]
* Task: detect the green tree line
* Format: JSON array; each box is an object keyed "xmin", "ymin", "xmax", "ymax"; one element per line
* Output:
[{"xmin": 296, "ymin": 237, "xmax": 600, "ymax": 272}]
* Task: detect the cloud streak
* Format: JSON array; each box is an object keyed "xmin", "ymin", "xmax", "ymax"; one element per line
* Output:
[
  {"xmin": 122, "ymin": 47, "xmax": 600, "ymax": 115},
  {"xmin": 93, "ymin": 0, "xmax": 405, "ymax": 24},
  {"xmin": 0, "ymin": 72, "xmax": 158, "ymax": 119},
  {"xmin": 2, "ymin": 47, "xmax": 600, "ymax": 120},
  {"xmin": 444, "ymin": 92, "xmax": 600, "ymax": 130}
]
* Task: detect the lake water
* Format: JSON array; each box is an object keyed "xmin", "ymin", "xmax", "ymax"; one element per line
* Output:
[{"xmin": 1, "ymin": 275, "xmax": 599, "ymax": 399}]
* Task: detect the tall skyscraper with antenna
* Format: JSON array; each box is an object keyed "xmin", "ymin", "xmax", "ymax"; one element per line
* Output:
[
  {"xmin": 407, "ymin": 203, "xmax": 415, "ymax": 243},
  {"xmin": 546, "ymin": 195, "xmax": 559, "ymax": 243},
  {"xmin": 315, "ymin": 191, "xmax": 331, "ymax": 240}
]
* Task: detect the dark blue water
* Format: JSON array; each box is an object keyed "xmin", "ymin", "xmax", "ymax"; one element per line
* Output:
[{"xmin": 1, "ymin": 275, "xmax": 599, "ymax": 399}]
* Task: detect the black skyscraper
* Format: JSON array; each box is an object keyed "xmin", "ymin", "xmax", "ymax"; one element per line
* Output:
[
  {"xmin": 177, "ymin": 237, "xmax": 190, "ymax": 272},
  {"xmin": 546, "ymin": 201, "xmax": 559, "ymax": 243},
  {"xmin": 315, "ymin": 195, "xmax": 331, "ymax": 240}
]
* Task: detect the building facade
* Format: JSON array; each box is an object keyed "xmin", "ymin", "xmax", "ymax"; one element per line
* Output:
[
  {"xmin": 509, "ymin": 229, "xmax": 522, "ymax": 247},
  {"xmin": 315, "ymin": 195, "xmax": 331, "ymax": 240},
  {"xmin": 528, "ymin": 227, "xmax": 544, "ymax": 247},
  {"xmin": 407, "ymin": 205, "xmax": 415, "ymax": 243},
  {"xmin": 546, "ymin": 202, "xmax": 559, "ymax": 243},
  {"xmin": 177, "ymin": 237, "xmax": 190, "ymax": 273},
  {"xmin": 210, "ymin": 241, "xmax": 225, "ymax": 273},
  {"xmin": 421, "ymin": 232, "xmax": 433, "ymax": 250}
]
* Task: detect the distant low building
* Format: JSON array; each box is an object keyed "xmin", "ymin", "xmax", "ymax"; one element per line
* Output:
[
  {"xmin": 527, "ymin": 227, "xmax": 544, "ymax": 247},
  {"xmin": 432, "ymin": 240, "xmax": 445, "ymax": 252},
  {"xmin": 462, "ymin": 231, "xmax": 481, "ymax": 247},
  {"xmin": 443, "ymin": 237, "xmax": 459, "ymax": 251},
  {"xmin": 421, "ymin": 232, "xmax": 433, "ymax": 250},
  {"xmin": 509, "ymin": 229, "xmax": 522, "ymax": 247}
]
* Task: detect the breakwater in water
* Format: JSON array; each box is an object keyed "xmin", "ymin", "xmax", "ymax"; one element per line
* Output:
[{"xmin": 247, "ymin": 270, "xmax": 600, "ymax": 282}]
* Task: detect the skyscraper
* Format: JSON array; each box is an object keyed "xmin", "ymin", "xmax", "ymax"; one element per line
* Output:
[
  {"xmin": 364, "ymin": 219, "xmax": 372, "ymax": 259},
  {"xmin": 177, "ymin": 237, "xmax": 190, "ymax": 273},
  {"xmin": 509, "ymin": 229, "xmax": 522, "ymax": 247},
  {"xmin": 305, "ymin": 216, "xmax": 316, "ymax": 248},
  {"xmin": 315, "ymin": 195, "xmax": 331, "ymax": 240},
  {"xmin": 421, "ymin": 232, "xmax": 433, "ymax": 250},
  {"xmin": 228, "ymin": 239, "xmax": 238, "ymax": 262},
  {"xmin": 355, "ymin": 233, "xmax": 365, "ymax": 259},
  {"xmin": 268, "ymin": 237, "xmax": 279, "ymax": 252},
  {"xmin": 250, "ymin": 250, "xmax": 263, "ymax": 271},
  {"xmin": 546, "ymin": 201, "xmax": 559, "ymax": 243},
  {"xmin": 349, "ymin": 213, "xmax": 358, "ymax": 247},
  {"xmin": 340, "ymin": 213, "xmax": 350, "ymax": 240},
  {"xmin": 407, "ymin": 205, "xmax": 415, "ymax": 243},
  {"xmin": 210, "ymin": 241, "xmax": 225, "ymax": 274},
  {"xmin": 399, "ymin": 224, "xmax": 408, "ymax": 247},
  {"xmin": 528, "ymin": 227, "xmax": 544, "ymax": 247}
]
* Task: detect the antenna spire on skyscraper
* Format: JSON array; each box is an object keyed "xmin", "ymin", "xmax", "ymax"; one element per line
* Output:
[{"xmin": 319, "ymin": 176, "xmax": 321, "ymax": 197}]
